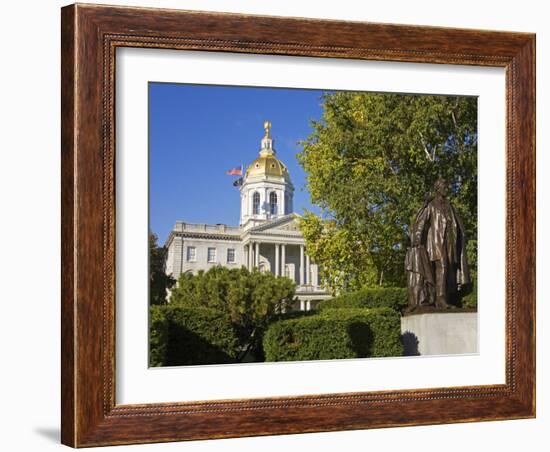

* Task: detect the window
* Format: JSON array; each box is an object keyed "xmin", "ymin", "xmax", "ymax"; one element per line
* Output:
[
  {"xmin": 207, "ymin": 247, "xmax": 217, "ymax": 263},
  {"xmin": 284, "ymin": 264, "xmax": 291, "ymax": 278},
  {"xmin": 252, "ymin": 192, "xmax": 260, "ymax": 215},
  {"xmin": 186, "ymin": 246, "xmax": 196, "ymax": 262},
  {"xmin": 269, "ymin": 191, "xmax": 277, "ymax": 215},
  {"xmin": 227, "ymin": 248, "xmax": 235, "ymax": 263}
]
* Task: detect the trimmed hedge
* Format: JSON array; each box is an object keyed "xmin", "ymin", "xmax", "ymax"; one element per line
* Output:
[
  {"xmin": 263, "ymin": 307, "xmax": 403, "ymax": 362},
  {"xmin": 149, "ymin": 305, "xmax": 239, "ymax": 366},
  {"xmin": 318, "ymin": 287, "xmax": 408, "ymax": 313},
  {"xmin": 461, "ymin": 284, "xmax": 478, "ymax": 309},
  {"xmin": 319, "ymin": 308, "xmax": 403, "ymax": 357}
]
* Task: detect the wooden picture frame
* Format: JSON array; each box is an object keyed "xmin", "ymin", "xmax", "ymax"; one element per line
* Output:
[{"xmin": 61, "ymin": 3, "xmax": 535, "ymax": 447}]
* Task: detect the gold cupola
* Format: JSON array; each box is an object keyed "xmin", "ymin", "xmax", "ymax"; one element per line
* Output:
[
  {"xmin": 240, "ymin": 121, "xmax": 294, "ymax": 227},
  {"xmin": 245, "ymin": 121, "xmax": 291, "ymax": 182}
]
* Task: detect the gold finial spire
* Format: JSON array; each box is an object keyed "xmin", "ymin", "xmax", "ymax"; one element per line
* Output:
[{"xmin": 263, "ymin": 120, "xmax": 272, "ymax": 138}]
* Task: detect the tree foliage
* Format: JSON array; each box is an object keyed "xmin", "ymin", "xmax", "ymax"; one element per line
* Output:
[
  {"xmin": 149, "ymin": 231, "xmax": 175, "ymax": 305},
  {"xmin": 297, "ymin": 92, "xmax": 477, "ymax": 291},
  {"xmin": 169, "ymin": 266, "xmax": 297, "ymax": 360}
]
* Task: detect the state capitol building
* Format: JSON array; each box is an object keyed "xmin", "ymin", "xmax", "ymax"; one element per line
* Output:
[{"xmin": 165, "ymin": 122, "xmax": 331, "ymax": 310}]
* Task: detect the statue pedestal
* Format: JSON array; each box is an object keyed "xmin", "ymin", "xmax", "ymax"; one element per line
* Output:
[{"xmin": 401, "ymin": 311, "xmax": 478, "ymax": 356}]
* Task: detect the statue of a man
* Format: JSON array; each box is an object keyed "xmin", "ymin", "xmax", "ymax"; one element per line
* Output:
[{"xmin": 405, "ymin": 179, "xmax": 470, "ymax": 309}]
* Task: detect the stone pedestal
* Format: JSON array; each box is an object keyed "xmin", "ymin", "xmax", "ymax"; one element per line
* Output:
[{"xmin": 401, "ymin": 312, "xmax": 478, "ymax": 356}]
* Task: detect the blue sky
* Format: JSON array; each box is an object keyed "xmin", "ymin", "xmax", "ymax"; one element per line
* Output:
[{"xmin": 149, "ymin": 83, "xmax": 326, "ymax": 244}]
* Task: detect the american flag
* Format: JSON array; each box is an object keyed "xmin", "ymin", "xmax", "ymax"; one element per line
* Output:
[{"xmin": 226, "ymin": 165, "xmax": 242, "ymax": 176}]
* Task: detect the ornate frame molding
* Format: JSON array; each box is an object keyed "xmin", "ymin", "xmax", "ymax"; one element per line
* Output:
[{"xmin": 61, "ymin": 4, "xmax": 535, "ymax": 447}]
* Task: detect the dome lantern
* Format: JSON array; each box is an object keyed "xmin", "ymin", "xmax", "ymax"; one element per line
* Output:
[
  {"xmin": 259, "ymin": 120, "xmax": 275, "ymax": 156},
  {"xmin": 245, "ymin": 121, "xmax": 290, "ymax": 182}
]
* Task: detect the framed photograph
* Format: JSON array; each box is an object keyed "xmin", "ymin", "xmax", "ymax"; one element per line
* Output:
[{"xmin": 61, "ymin": 3, "xmax": 535, "ymax": 447}]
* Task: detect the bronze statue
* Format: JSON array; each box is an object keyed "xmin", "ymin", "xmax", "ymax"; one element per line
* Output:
[{"xmin": 405, "ymin": 179, "xmax": 470, "ymax": 310}]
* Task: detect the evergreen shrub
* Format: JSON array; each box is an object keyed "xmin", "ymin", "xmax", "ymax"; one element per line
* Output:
[
  {"xmin": 318, "ymin": 287, "xmax": 408, "ymax": 313},
  {"xmin": 149, "ymin": 305, "xmax": 239, "ymax": 366},
  {"xmin": 263, "ymin": 307, "xmax": 403, "ymax": 362}
]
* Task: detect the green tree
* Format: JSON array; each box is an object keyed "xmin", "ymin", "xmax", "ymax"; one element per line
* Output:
[
  {"xmin": 149, "ymin": 231, "xmax": 175, "ymax": 305},
  {"xmin": 298, "ymin": 92, "xmax": 477, "ymax": 292},
  {"xmin": 299, "ymin": 213, "xmax": 378, "ymax": 294},
  {"xmin": 169, "ymin": 266, "xmax": 296, "ymax": 361}
]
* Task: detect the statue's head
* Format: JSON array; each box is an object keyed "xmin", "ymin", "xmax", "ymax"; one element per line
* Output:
[{"xmin": 434, "ymin": 178, "xmax": 449, "ymax": 198}]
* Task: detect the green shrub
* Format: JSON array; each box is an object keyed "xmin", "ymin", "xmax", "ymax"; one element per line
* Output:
[
  {"xmin": 461, "ymin": 284, "xmax": 478, "ymax": 309},
  {"xmin": 318, "ymin": 287, "xmax": 408, "ymax": 313},
  {"xmin": 169, "ymin": 266, "xmax": 296, "ymax": 360},
  {"xmin": 149, "ymin": 305, "xmax": 239, "ymax": 366},
  {"xmin": 149, "ymin": 305, "xmax": 169, "ymax": 367},
  {"xmin": 263, "ymin": 307, "xmax": 403, "ymax": 362},
  {"xmin": 320, "ymin": 308, "xmax": 403, "ymax": 357}
]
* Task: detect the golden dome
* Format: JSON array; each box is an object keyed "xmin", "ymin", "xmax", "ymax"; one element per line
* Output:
[
  {"xmin": 246, "ymin": 155, "xmax": 290, "ymax": 180},
  {"xmin": 244, "ymin": 121, "xmax": 291, "ymax": 182}
]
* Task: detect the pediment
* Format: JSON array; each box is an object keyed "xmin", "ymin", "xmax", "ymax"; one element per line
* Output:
[{"xmin": 249, "ymin": 213, "xmax": 302, "ymax": 234}]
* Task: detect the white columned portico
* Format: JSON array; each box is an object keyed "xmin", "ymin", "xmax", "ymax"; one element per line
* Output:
[
  {"xmin": 299, "ymin": 244, "xmax": 305, "ymax": 285},
  {"xmin": 255, "ymin": 242, "xmax": 260, "ymax": 267},
  {"xmin": 275, "ymin": 244, "xmax": 280, "ymax": 276}
]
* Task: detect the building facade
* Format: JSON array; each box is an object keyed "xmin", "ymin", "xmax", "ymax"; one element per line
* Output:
[{"xmin": 165, "ymin": 121, "xmax": 330, "ymax": 310}]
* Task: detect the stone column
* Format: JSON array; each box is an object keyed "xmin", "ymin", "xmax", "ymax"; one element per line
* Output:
[
  {"xmin": 275, "ymin": 243, "xmax": 280, "ymax": 276},
  {"xmin": 306, "ymin": 254, "xmax": 311, "ymax": 285},
  {"xmin": 255, "ymin": 242, "xmax": 260, "ymax": 267},
  {"xmin": 312, "ymin": 264, "xmax": 318, "ymax": 287},
  {"xmin": 179, "ymin": 236, "xmax": 184, "ymax": 276},
  {"xmin": 300, "ymin": 299, "xmax": 305, "ymax": 311},
  {"xmin": 281, "ymin": 244, "xmax": 286, "ymax": 278},
  {"xmin": 299, "ymin": 244, "xmax": 305, "ymax": 286}
]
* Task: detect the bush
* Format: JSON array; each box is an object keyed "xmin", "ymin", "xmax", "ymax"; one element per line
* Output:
[
  {"xmin": 461, "ymin": 284, "xmax": 478, "ymax": 309},
  {"xmin": 169, "ymin": 266, "xmax": 296, "ymax": 359},
  {"xmin": 263, "ymin": 307, "xmax": 403, "ymax": 362},
  {"xmin": 149, "ymin": 305, "xmax": 169, "ymax": 367},
  {"xmin": 320, "ymin": 308, "xmax": 403, "ymax": 357},
  {"xmin": 149, "ymin": 305, "xmax": 239, "ymax": 366},
  {"xmin": 318, "ymin": 287, "xmax": 408, "ymax": 313}
]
